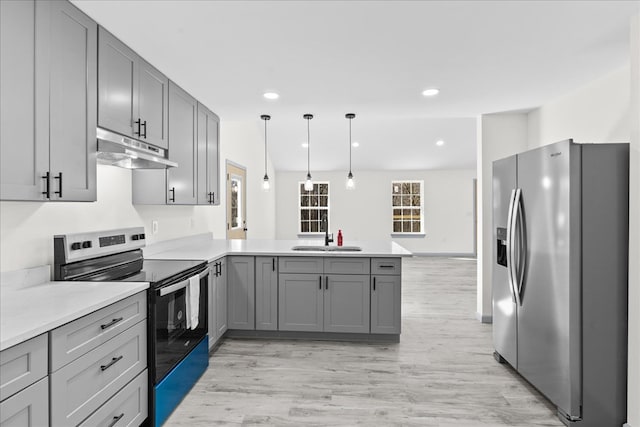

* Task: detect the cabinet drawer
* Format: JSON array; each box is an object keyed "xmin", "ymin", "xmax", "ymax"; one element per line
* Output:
[
  {"xmin": 50, "ymin": 320, "xmax": 147, "ymax": 427},
  {"xmin": 279, "ymin": 257, "xmax": 323, "ymax": 274},
  {"xmin": 371, "ymin": 258, "xmax": 402, "ymax": 275},
  {"xmin": 324, "ymin": 258, "xmax": 370, "ymax": 275},
  {"xmin": 50, "ymin": 291, "xmax": 146, "ymax": 371},
  {"xmin": 0, "ymin": 334, "xmax": 47, "ymax": 402},
  {"xmin": 78, "ymin": 369, "xmax": 148, "ymax": 427},
  {"xmin": 0, "ymin": 377, "xmax": 48, "ymax": 427}
]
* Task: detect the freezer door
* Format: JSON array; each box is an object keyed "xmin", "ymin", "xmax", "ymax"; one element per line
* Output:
[
  {"xmin": 516, "ymin": 140, "xmax": 582, "ymax": 420},
  {"xmin": 491, "ymin": 156, "xmax": 518, "ymax": 367}
]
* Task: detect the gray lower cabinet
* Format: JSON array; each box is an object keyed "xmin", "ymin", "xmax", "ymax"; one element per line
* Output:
[
  {"xmin": 0, "ymin": 377, "xmax": 48, "ymax": 427},
  {"xmin": 50, "ymin": 319, "xmax": 147, "ymax": 427},
  {"xmin": 324, "ymin": 274, "xmax": 370, "ymax": 333},
  {"xmin": 227, "ymin": 256, "xmax": 255, "ymax": 330},
  {"xmin": 208, "ymin": 257, "xmax": 228, "ymax": 349},
  {"xmin": 98, "ymin": 27, "xmax": 168, "ymax": 149},
  {"xmin": 0, "ymin": 334, "xmax": 47, "ymax": 402},
  {"xmin": 197, "ymin": 103, "xmax": 220, "ymax": 205},
  {"xmin": 255, "ymin": 257, "xmax": 278, "ymax": 331},
  {"xmin": 1, "ymin": 0, "xmax": 97, "ymax": 202},
  {"xmin": 278, "ymin": 274, "xmax": 324, "ymax": 332},
  {"xmin": 371, "ymin": 275, "xmax": 402, "ymax": 334}
]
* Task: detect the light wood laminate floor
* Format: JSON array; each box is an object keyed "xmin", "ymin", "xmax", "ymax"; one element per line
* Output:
[{"xmin": 166, "ymin": 257, "xmax": 563, "ymax": 426}]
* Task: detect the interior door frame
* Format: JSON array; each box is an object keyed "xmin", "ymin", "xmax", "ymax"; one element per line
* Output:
[{"xmin": 226, "ymin": 160, "xmax": 247, "ymax": 239}]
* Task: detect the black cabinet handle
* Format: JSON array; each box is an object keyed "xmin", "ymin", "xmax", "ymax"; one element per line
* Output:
[
  {"xmin": 169, "ymin": 187, "xmax": 175, "ymax": 202},
  {"xmin": 216, "ymin": 262, "xmax": 221, "ymax": 276},
  {"xmin": 211, "ymin": 192, "xmax": 215, "ymax": 204},
  {"xmin": 100, "ymin": 355, "xmax": 123, "ymax": 371},
  {"xmin": 54, "ymin": 172, "xmax": 62, "ymax": 198},
  {"xmin": 373, "ymin": 277, "xmax": 376, "ymax": 291},
  {"xmin": 42, "ymin": 172, "xmax": 50, "ymax": 199},
  {"xmin": 319, "ymin": 276, "xmax": 322, "ymax": 290},
  {"xmin": 108, "ymin": 413, "xmax": 125, "ymax": 427},
  {"xmin": 272, "ymin": 258, "xmax": 275, "ymax": 272},
  {"xmin": 100, "ymin": 317, "xmax": 124, "ymax": 330},
  {"xmin": 134, "ymin": 118, "xmax": 141, "ymax": 137},
  {"xmin": 325, "ymin": 276, "xmax": 328, "ymax": 290},
  {"xmin": 208, "ymin": 192, "xmax": 214, "ymax": 204},
  {"xmin": 379, "ymin": 265, "xmax": 395, "ymax": 269},
  {"xmin": 141, "ymin": 120, "xmax": 147, "ymax": 139}
]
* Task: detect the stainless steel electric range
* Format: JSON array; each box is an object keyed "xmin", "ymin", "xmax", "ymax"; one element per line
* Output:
[{"xmin": 54, "ymin": 227, "xmax": 209, "ymax": 427}]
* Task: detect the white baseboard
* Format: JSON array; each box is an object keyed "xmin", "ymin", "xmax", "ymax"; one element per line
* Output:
[{"xmin": 475, "ymin": 312, "xmax": 493, "ymax": 324}]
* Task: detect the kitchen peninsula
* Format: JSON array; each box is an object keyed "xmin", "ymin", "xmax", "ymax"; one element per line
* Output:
[{"xmin": 145, "ymin": 237, "xmax": 412, "ymax": 346}]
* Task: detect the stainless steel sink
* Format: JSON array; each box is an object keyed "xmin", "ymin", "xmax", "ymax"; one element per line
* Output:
[{"xmin": 291, "ymin": 245, "xmax": 362, "ymax": 252}]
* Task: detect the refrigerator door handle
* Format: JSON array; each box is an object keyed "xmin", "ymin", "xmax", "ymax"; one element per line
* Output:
[
  {"xmin": 506, "ymin": 189, "xmax": 518, "ymax": 303},
  {"xmin": 514, "ymin": 188, "xmax": 527, "ymax": 304}
]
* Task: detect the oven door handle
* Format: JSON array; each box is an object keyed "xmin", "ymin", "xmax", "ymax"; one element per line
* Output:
[{"xmin": 157, "ymin": 268, "xmax": 209, "ymax": 297}]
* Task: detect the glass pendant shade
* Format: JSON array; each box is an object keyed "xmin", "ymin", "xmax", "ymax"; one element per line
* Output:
[
  {"xmin": 346, "ymin": 171, "xmax": 355, "ymax": 190},
  {"xmin": 304, "ymin": 173, "xmax": 313, "ymax": 191},
  {"xmin": 262, "ymin": 174, "xmax": 270, "ymax": 191}
]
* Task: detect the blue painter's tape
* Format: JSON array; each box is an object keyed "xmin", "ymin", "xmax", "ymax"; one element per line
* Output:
[{"xmin": 155, "ymin": 336, "xmax": 209, "ymax": 427}]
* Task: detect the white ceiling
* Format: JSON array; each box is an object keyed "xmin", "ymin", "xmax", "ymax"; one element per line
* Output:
[{"xmin": 73, "ymin": 0, "xmax": 638, "ymax": 172}]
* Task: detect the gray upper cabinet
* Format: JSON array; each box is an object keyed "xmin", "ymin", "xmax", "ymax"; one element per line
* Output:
[
  {"xmin": 255, "ymin": 257, "xmax": 278, "ymax": 331},
  {"xmin": 323, "ymin": 274, "xmax": 370, "ymax": 333},
  {"xmin": 1, "ymin": 0, "xmax": 97, "ymax": 202},
  {"xmin": 371, "ymin": 275, "xmax": 401, "ymax": 334},
  {"xmin": 98, "ymin": 27, "xmax": 168, "ymax": 149},
  {"xmin": 197, "ymin": 103, "xmax": 220, "ymax": 205},
  {"xmin": 227, "ymin": 257, "xmax": 255, "ymax": 330},
  {"xmin": 167, "ymin": 81, "xmax": 198, "ymax": 204}
]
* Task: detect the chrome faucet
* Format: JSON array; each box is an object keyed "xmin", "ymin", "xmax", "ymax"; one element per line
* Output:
[{"xmin": 322, "ymin": 214, "xmax": 333, "ymax": 246}]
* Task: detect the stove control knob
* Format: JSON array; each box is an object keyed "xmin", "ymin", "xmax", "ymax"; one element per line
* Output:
[
  {"xmin": 82, "ymin": 241, "xmax": 92, "ymax": 248},
  {"xmin": 71, "ymin": 242, "xmax": 82, "ymax": 250},
  {"xmin": 132, "ymin": 234, "xmax": 139, "ymax": 241},
  {"xmin": 139, "ymin": 233, "xmax": 145, "ymax": 240}
]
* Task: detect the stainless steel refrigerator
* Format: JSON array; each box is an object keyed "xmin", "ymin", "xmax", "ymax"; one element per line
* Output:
[{"xmin": 492, "ymin": 139, "xmax": 629, "ymax": 426}]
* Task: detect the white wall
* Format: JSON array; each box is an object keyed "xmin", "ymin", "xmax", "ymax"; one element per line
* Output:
[
  {"xmin": 627, "ymin": 14, "xmax": 639, "ymax": 427},
  {"xmin": 528, "ymin": 66, "xmax": 630, "ymax": 148},
  {"xmin": 476, "ymin": 113, "xmax": 529, "ymax": 322},
  {"xmin": 275, "ymin": 169, "xmax": 476, "ymax": 254},
  {"xmin": 0, "ymin": 120, "xmax": 276, "ymax": 273}
]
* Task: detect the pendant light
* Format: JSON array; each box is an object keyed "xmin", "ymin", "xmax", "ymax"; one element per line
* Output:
[
  {"xmin": 303, "ymin": 114, "xmax": 314, "ymax": 191},
  {"xmin": 260, "ymin": 114, "xmax": 271, "ymax": 191},
  {"xmin": 345, "ymin": 113, "xmax": 356, "ymax": 190}
]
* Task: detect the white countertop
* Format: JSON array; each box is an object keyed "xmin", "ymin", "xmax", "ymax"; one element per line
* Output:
[
  {"xmin": 0, "ymin": 281, "xmax": 148, "ymax": 351},
  {"xmin": 146, "ymin": 239, "xmax": 413, "ymax": 263}
]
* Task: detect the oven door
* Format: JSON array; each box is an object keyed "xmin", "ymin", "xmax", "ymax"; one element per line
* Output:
[{"xmin": 153, "ymin": 268, "xmax": 208, "ymax": 383}]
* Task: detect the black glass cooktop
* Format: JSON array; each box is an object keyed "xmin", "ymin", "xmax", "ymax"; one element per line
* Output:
[{"xmin": 118, "ymin": 259, "xmax": 206, "ymax": 286}]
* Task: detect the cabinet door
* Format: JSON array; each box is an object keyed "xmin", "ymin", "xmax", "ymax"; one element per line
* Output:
[
  {"xmin": 0, "ymin": 377, "xmax": 48, "ymax": 427},
  {"xmin": 278, "ymin": 274, "xmax": 323, "ymax": 332},
  {"xmin": 324, "ymin": 275, "xmax": 370, "ymax": 333},
  {"xmin": 196, "ymin": 104, "xmax": 220, "ymax": 205},
  {"xmin": 48, "ymin": 0, "xmax": 97, "ymax": 201},
  {"xmin": 208, "ymin": 261, "xmax": 216, "ymax": 350},
  {"xmin": 98, "ymin": 27, "xmax": 136, "ymax": 137},
  {"xmin": 370, "ymin": 275, "xmax": 401, "ymax": 334},
  {"xmin": 255, "ymin": 257, "xmax": 278, "ymax": 331},
  {"xmin": 0, "ymin": 0, "xmax": 49, "ymax": 201},
  {"xmin": 167, "ymin": 81, "xmax": 198, "ymax": 204},
  {"xmin": 138, "ymin": 59, "xmax": 168, "ymax": 149},
  {"xmin": 216, "ymin": 258, "xmax": 228, "ymax": 339},
  {"xmin": 227, "ymin": 257, "xmax": 255, "ymax": 330},
  {"xmin": 207, "ymin": 112, "xmax": 220, "ymax": 205}
]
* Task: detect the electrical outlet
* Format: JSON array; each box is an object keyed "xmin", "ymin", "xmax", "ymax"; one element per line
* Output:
[{"xmin": 152, "ymin": 220, "xmax": 158, "ymax": 234}]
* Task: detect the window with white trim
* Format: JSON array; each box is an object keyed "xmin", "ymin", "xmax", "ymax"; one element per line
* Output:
[
  {"xmin": 392, "ymin": 180, "xmax": 424, "ymax": 234},
  {"xmin": 299, "ymin": 182, "xmax": 329, "ymax": 234}
]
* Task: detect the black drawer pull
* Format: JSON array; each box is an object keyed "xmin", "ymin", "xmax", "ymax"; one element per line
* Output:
[
  {"xmin": 100, "ymin": 317, "xmax": 124, "ymax": 330},
  {"xmin": 42, "ymin": 172, "xmax": 50, "ymax": 198},
  {"xmin": 108, "ymin": 413, "xmax": 125, "ymax": 427},
  {"xmin": 54, "ymin": 172, "xmax": 62, "ymax": 198},
  {"xmin": 100, "ymin": 355, "xmax": 123, "ymax": 371},
  {"xmin": 379, "ymin": 265, "xmax": 395, "ymax": 269}
]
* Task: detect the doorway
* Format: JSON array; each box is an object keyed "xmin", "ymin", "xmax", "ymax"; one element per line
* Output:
[{"xmin": 226, "ymin": 161, "xmax": 247, "ymax": 239}]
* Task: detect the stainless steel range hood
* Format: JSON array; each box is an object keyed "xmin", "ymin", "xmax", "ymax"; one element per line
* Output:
[{"xmin": 96, "ymin": 128, "xmax": 178, "ymax": 169}]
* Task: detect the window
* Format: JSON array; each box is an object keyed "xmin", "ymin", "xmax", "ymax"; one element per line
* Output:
[
  {"xmin": 299, "ymin": 182, "xmax": 329, "ymax": 233},
  {"xmin": 392, "ymin": 181, "xmax": 424, "ymax": 234}
]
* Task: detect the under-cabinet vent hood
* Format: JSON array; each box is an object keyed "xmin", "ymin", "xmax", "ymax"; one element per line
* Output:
[{"xmin": 96, "ymin": 128, "xmax": 178, "ymax": 169}]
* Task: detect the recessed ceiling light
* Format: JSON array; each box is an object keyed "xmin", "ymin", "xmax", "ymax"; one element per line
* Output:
[
  {"xmin": 352, "ymin": 142, "xmax": 360, "ymax": 148},
  {"xmin": 263, "ymin": 92, "xmax": 279, "ymax": 100},
  {"xmin": 301, "ymin": 142, "xmax": 309, "ymax": 148},
  {"xmin": 422, "ymin": 88, "xmax": 440, "ymax": 97},
  {"xmin": 436, "ymin": 140, "xmax": 445, "ymax": 146}
]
